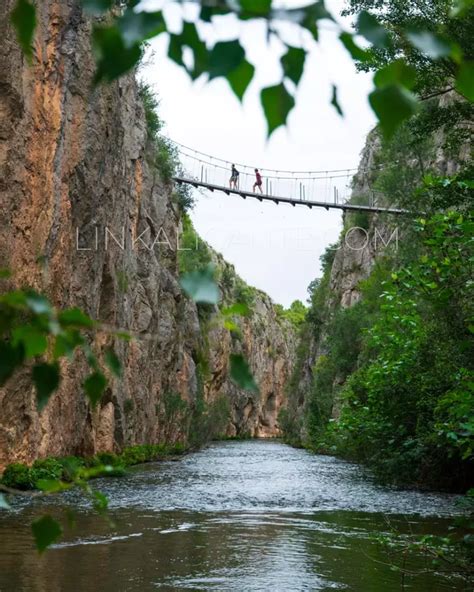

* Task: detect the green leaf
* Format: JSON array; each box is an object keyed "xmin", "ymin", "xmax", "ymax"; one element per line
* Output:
[
  {"xmin": 91, "ymin": 490, "xmax": 109, "ymax": 513},
  {"xmin": 405, "ymin": 30, "xmax": 452, "ymax": 59},
  {"xmin": 261, "ymin": 83, "xmax": 295, "ymax": 136},
  {"xmin": 0, "ymin": 342, "xmax": 24, "ymax": 386},
  {"xmin": 331, "ymin": 85, "xmax": 343, "ymax": 116},
  {"xmin": 226, "ymin": 59, "xmax": 255, "ymax": 101},
  {"xmin": 58, "ymin": 308, "xmax": 95, "ymax": 328},
  {"xmin": 11, "ymin": 0, "xmax": 36, "ymax": 59},
  {"xmin": 0, "ymin": 269, "xmax": 11, "ymax": 279},
  {"xmin": 374, "ymin": 60, "xmax": 416, "ymax": 90},
  {"xmin": 53, "ymin": 331, "xmax": 84, "ymax": 360},
  {"xmin": 339, "ymin": 32, "xmax": 370, "ymax": 62},
  {"xmin": 455, "ymin": 61, "xmax": 474, "ymax": 101},
  {"xmin": 357, "ymin": 11, "xmax": 390, "ymax": 48},
  {"xmin": 93, "ymin": 26, "xmax": 142, "ymax": 84},
  {"xmin": 230, "ymin": 354, "xmax": 258, "ymax": 392},
  {"xmin": 281, "ymin": 46, "xmax": 306, "ymax": 86},
  {"xmin": 12, "ymin": 326, "xmax": 48, "ymax": 358},
  {"xmin": 118, "ymin": 9, "xmax": 166, "ymax": 48},
  {"xmin": 369, "ymin": 85, "xmax": 418, "ymax": 139},
  {"xmin": 239, "ymin": 0, "xmax": 271, "ymax": 16},
  {"xmin": 84, "ymin": 371, "xmax": 107, "ymax": 407},
  {"xmin": 209, "ymin": 40, "xmax": 245, "ymax": 80},
  {"xmin": 180, "ymin": 266, "xmax": 220, "ymax": 304},
  {"xmin": 179, "ymin": 22, "xmax": 209, "ymax": 79},
  {"xmin": 82, "ymin": 0, "xmax": 113, "ymax": 15},
  {"xmin": 32, "ymin": 515, "xmax": 62, "ymax": 553},
  {"xmin": 0, "ymin": 494, "xmax": 11, "ymax": 510},
  {"xmin": 32, "ymin": 363, "xmax": 61, "ymax": 411},
  {"xmin": 105, "ymin": 348, "xmax": 122, "ymax": 378}
]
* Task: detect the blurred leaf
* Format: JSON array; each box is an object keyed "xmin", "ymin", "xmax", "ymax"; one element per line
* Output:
[
  {"xmin": 223, "ymin": 319, "xmax": 240, "ymax": 333},
  {"xmin": 33, "ymin": 362, "xmax": 61, "ymax": 411},
  {"xmin": 261, "ymin": 83, "xmax": 295, "ymax": 136},
  {"xmin": 180, "ymin": 266, "xmax": 220, "ymax": 304},
  {"xmin": 172, "ymin": 22, "xmax": 209, "ymax": 80},
  {"xmin": 0, "ymin": 494, "xmax": 11, "ymax": 510},
  {"xmin": 455, "ymin": 61, "xmax": 474, "ymax": 101},
  {"xmin": 36, "ymin": 480, "xmax": 71, "ymax": 493},
  {"xmin": 11, "ymin": 0, "xmax": 36, "ymax": 60},
  {"xmin": 226, "ymin": 59, "xmax": 255, "ymax": 101},
  {"xmin": 93, "ymin": 26, "xmax": 142, "ymax": 83},
  {"xmin": 230, "ymin": 354, "xmax": 258, "ymax": 392},
  {"xmin": 53, "ymin": 331, "xmax": 84, "ymax": 360},
  {"xmin": 369, "ymin": 85, "xmax": 418, "ymax": 139},
  {"xmin": 340, "ymin": 32, "xmax": 370, "ymax": 62},
  {"xmin": 25, "ymin": 293, "xmax": 52, "ymax": 316},
  {"xmin": 281, "ymin": 46, "xmax": 306, "ymax": 85},
  {"xmin": 0, "ymin": 342, "xmax": 24, "ymax": 386},
  {"xmin": 84, "ymin": 371, "xmax": 107, "ymax": 407},
  {"xmin": 12, "ymin": 326, "xmax": 48, "ymax": 358},
  {"xmin": 58, "ymin": 308, "xmax": 95, "ymax": 329},
  {"xmin": 0, "ymin": 269, "xmax": 11, "ymax": 279},
  {"xmin": 239, "ymin": 0, "xmax": 271, "ymax": 16},
  {"xmin": 374, "ymin": 60, "xmax": 417, "ymax": 90},
  {"xmin": 91, "ymin": 490, "xmax": 109, "ymax": 513},
  {"xmin": 451, "ymin": 0, "xmax": 474, "ymax": 16},
  {"xmin": 32, "ymin": 515, "xmax": 62, "ymax": 553},
  {"xmin": 209, "ymin": 40, "xmax": 245, "ymax": 80},
  {"xmin": 82, "ymin": 0, "xmax": 113, "ymax": 15},
  {"xmin": 331, "ymin": 85, "xmax": 343, "ymax": 116},
  {"xmin": 357, "ymin": 11, "xmax": 390, "ymax": 48},
  {"xmin": 406, "ymin": 29, "xmax": 452, "ymax": 59},
  {"xmin": 118, "ymin": 9, "xmax": 165, "ymax": 48},
  {"xmin": 105, "ymin": 348, "xmax": 122, "ymax": 378}
]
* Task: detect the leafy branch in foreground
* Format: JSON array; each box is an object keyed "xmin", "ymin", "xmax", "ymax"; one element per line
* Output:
[{"xmin": 9, "ymin": 0, "xmax": 474, "ymax": 140}]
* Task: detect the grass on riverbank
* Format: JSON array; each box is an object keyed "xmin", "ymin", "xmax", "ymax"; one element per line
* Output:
[{"xmin": 0, "ymin": 443, "xmax": 188, "ymax": 491}]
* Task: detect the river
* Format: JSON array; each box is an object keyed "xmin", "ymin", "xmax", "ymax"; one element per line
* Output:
[{"xmin": 0, "ymin": 440, "xmax": 468, "ymax": 591}]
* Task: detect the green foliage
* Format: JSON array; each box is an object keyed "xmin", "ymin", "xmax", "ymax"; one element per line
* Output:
[
  {"xmin": 10, "ymin": 1, "xmax": 473, "ymax": 140},
  {"xmin": 0, "ymin": 287, "xmax": 122, "ymax": 412},
  {"xmin": 275, "ymin": 300, "xmax": 307, "ymax": 330},
  {"xmin": 322, "ymin": 212, "xmax": 474, "ymax": 490},
  {"xmin": 178, "ymin": 214, "xmax": 212, "ymax": 275},
  {"xmin": 138, "ymin": 82, "xmax": 193, "ymax": 210}
]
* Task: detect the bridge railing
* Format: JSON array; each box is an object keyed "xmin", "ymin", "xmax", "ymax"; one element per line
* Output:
[{"xmin": 170, "ymin": 140, "xmax": 363, "ymax": 206}]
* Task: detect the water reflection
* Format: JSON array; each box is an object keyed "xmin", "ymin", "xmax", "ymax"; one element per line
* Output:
[{"xmin": 0, "ymin": 441, "xmax": 468, "ymax": 592}]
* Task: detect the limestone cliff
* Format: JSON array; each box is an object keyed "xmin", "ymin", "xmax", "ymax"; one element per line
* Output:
[{"xmin": 0, "ymin": 0, "xmax": 295, "ymax": 469}]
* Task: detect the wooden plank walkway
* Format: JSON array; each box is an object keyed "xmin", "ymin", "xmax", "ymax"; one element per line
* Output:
[{"xmin": 173, "ymin": 177, "xmax": 411, "ymax": 215}]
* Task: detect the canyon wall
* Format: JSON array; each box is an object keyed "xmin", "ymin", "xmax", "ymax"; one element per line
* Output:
[{"xmin": 0, "ymin": 0, "xmax": 294, "ymax": 469}]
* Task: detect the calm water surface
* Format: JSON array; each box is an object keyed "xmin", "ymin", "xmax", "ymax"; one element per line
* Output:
[{"xmin": 0, "ymin": 440, "xmax": 468, "ymax": 592}]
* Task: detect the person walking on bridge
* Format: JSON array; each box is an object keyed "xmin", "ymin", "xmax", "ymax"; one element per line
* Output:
[
  {"xmin": 253, "ymin": 169, "xmax": 263, "ymax": 194},
  {"xmin": 229, "ymin": 164, "xmax": 240, "ymax": 189}
]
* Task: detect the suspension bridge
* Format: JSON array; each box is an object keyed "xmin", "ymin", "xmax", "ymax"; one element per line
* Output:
[{"xmin": 169, "ymin": 140, "xmax": 410, "ymax": 215}]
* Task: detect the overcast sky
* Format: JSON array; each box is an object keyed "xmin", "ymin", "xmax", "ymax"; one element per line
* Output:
[{"xmin": 142, "ymin": 0, "xmax": 376, "ymax": 307}]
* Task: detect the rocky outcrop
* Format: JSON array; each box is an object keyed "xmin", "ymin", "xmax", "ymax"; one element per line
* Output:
[
  {"xmin": 203, "ymin": 256, "xmax": 296, "ymax": 438},
  {"xmin": 0, "ymin": 1, "xmax": 295, "ymax": 469}
]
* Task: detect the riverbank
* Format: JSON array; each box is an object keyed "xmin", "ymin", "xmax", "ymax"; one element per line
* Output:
[{"xmin": 0, "ymin": 443, "xmax": 188, "ymax": 491}]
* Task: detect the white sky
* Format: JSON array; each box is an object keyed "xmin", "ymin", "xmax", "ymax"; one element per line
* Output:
[{"xmin": 142, "ymin": 0, "xmax": 376, "ymax": 307}]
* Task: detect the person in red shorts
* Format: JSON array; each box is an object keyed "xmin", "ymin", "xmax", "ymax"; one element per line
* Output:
[{"xmin": 253, "ymin": 168, "xmax": 263, "ymax": 193}]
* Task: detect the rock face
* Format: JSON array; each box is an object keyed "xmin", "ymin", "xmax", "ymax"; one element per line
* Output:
[{"xmin": 0, "ymin": 1, "xmax": 295, "ymax": 469}]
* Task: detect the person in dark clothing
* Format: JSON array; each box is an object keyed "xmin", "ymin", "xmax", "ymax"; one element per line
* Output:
[
  {"xmin": 229, "ymin": 164, "xmax": 240, "ymax": 189},
  {"xmin": 253, "ymin": 168, "xmax": 263, "ymax": 193}
]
